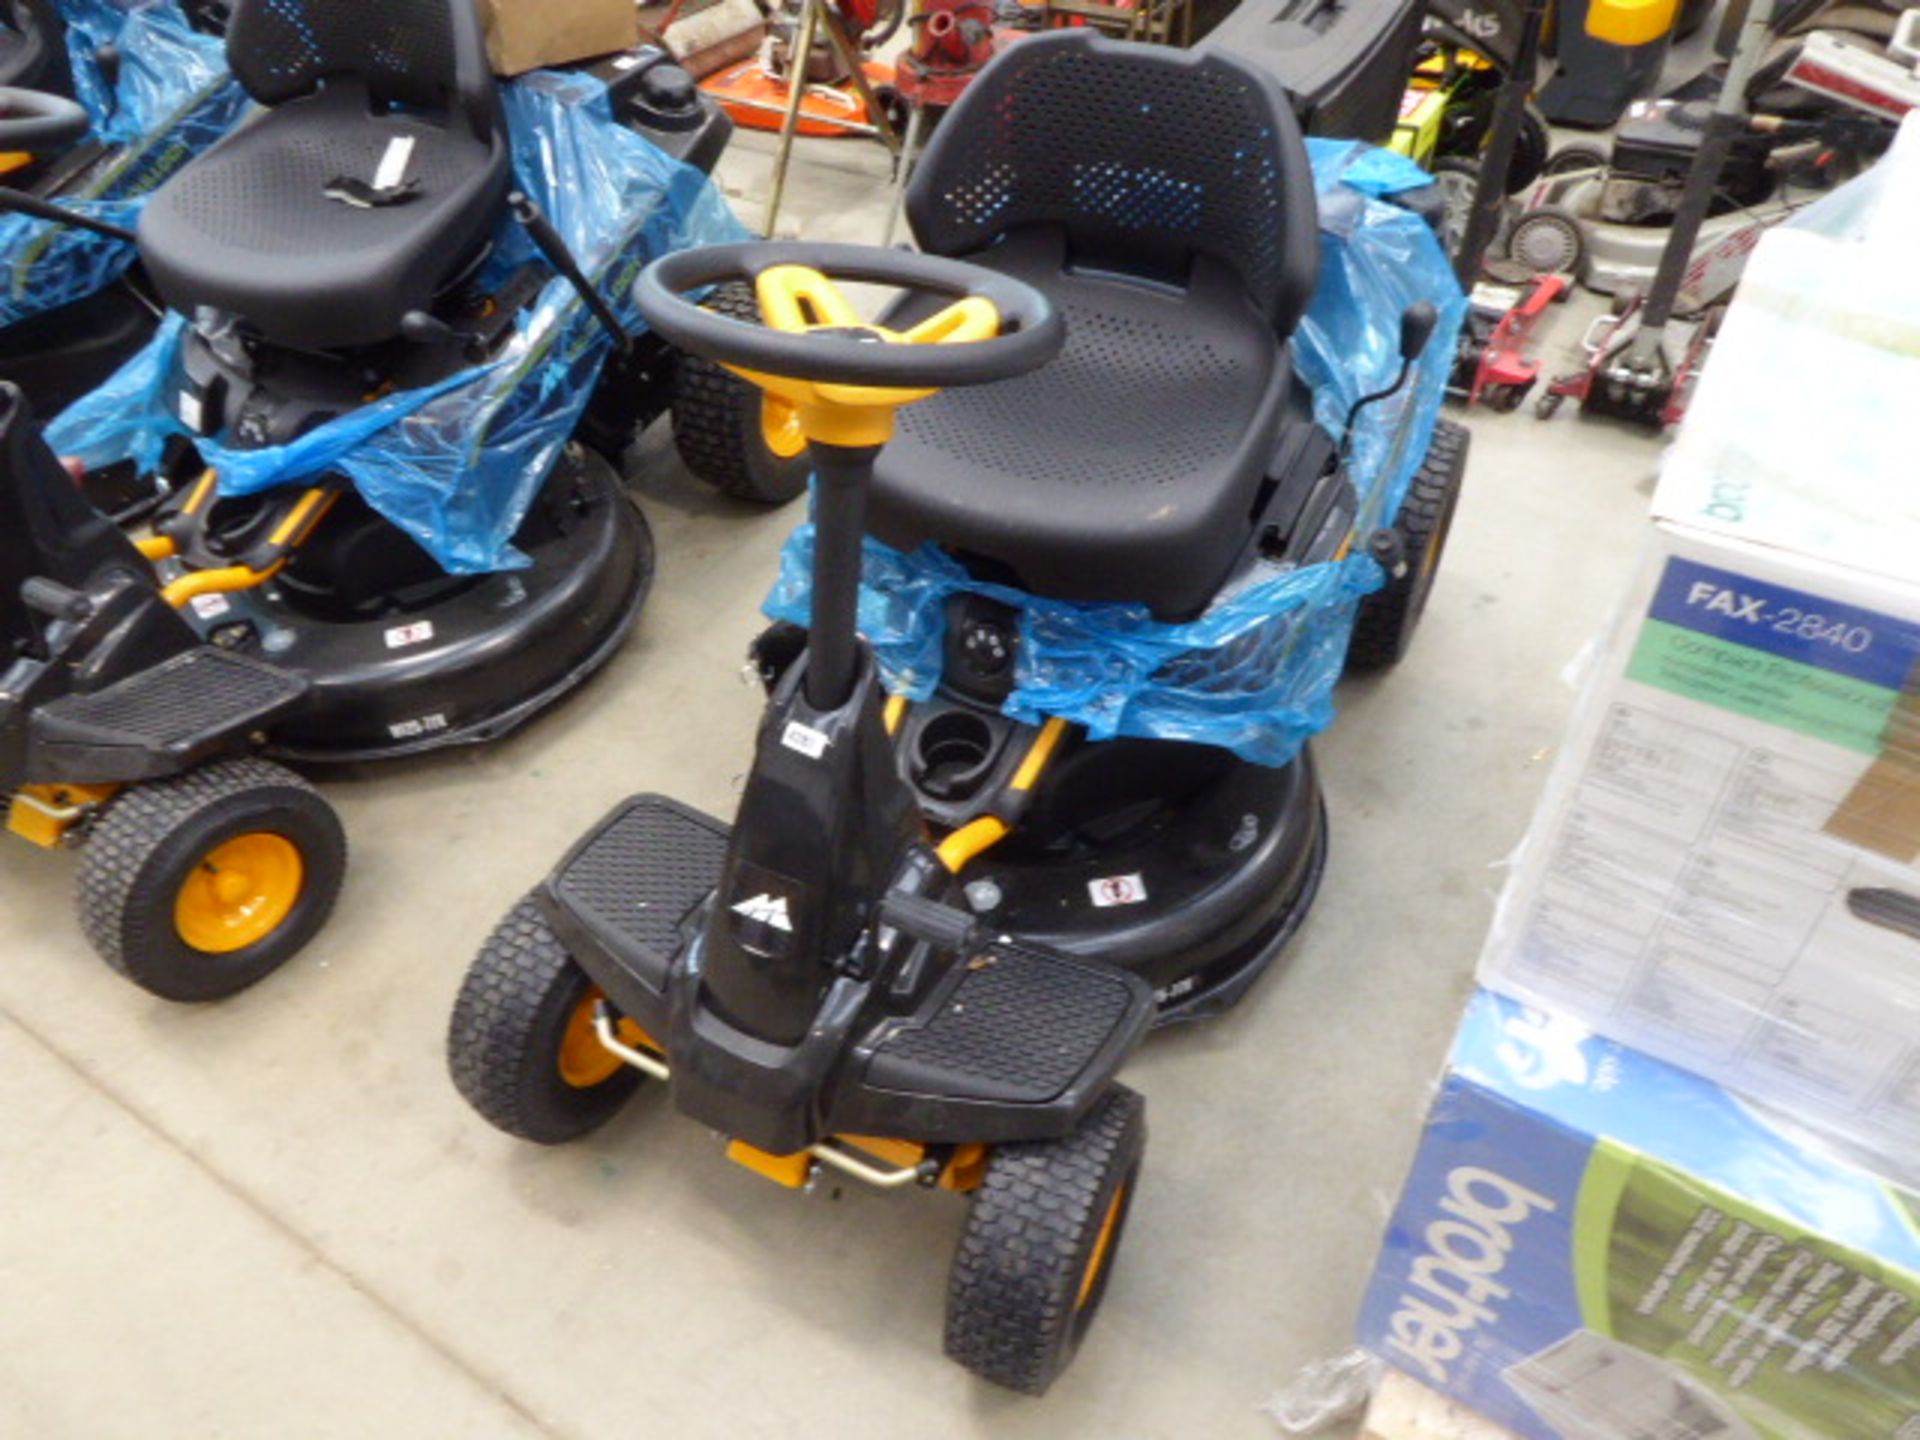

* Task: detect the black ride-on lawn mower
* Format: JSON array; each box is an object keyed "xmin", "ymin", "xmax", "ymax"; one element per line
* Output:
[
  {"xmin": 1, "ymin": 380, "xmax": 346, "ymax": 1003},
  {"xmin": 0, "ymin": 0, "xmax": 247, "ymax": 415},
  {"xmin": 448, "ymin": 34, "xmax": 1465, "ymax": 1393},
  {"xmin": 1, "ymin": 0, "xmax": 795, "ymax": 1000}
]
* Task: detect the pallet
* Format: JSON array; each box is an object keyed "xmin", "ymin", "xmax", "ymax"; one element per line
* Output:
[{"xmin": 1361, "ymin": 1370, "xmax": 1525, "ymax": 1440}]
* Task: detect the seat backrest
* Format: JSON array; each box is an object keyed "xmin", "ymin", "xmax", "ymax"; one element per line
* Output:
[
  {"xmin": 226, "ymin": 0, "xmax": 494, "ymax": 136},
  {"xmin": 905, "ymin": 31, "xmax": 1319, "ymax": 335}
]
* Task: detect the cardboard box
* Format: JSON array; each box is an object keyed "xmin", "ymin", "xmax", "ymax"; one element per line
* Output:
[
  {"xmin": 1357, "ymin": 990, "xmax": 1920, "ymax": 1440},
  {"xmin": 479, "ymin": 0, "xmax": 640, "ymax": 76},
  {"xmin": 1478, "ymin": 523, "xmax": 1920, "ymax": 1177},
  {"xmin": 1475, "ymin": 136, "xmax": 1920, "ymax": 1180}
]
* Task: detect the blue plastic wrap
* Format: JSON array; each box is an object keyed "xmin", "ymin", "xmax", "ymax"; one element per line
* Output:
[
  {"xmin": 50, "ymin": 69, "xmax": 749, "ymax": 573},
  {"xmin": 765, "ymin": 140, "xmax": 1467, "ymax": 766},
  {"xmin": 0, "ymin": 1, "xmax": 246, "ymax": 330}
]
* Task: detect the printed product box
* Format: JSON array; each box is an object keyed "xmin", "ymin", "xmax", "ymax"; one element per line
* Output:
[
  {"xmin": 1476, "ymin": 521, "xmax": 1920, "ymax": 1181},
  {"xmin": 1357, "ymin": 990, "xmax": 1920, "ymax": 1439}
]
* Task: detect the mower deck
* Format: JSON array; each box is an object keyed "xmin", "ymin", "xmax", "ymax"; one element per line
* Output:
[
  {"xmin": 180, "ymin": 450, "xmax": 654, "ymax": 764},
  {"xmin": 954, "ymin": 746, "xmax": 1330, "ymax": 1024}
]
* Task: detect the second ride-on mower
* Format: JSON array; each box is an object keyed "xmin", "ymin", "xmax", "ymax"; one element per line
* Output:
[
  {"xmin": 0, "ymin": 0, "xmax": 248, "ymax": 414},
  {"xmin": 448, "ymin": 34, "xmax": 1464, "ymax": 1392},
  {"xmin": 2, "ymin": 0, "xmax": 793, "ymax": 1000}
]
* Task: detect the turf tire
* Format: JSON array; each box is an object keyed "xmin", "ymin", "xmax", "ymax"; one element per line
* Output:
[
  {"xmin": 670, "ymin": 282, "xmax": 811, "ymax": 506},
  {"xmin": 1347, "ymin": 419, "xmax": 1470, "ymax": 674},
  {"xmin": 77, "ymin": 757, "xmax": 345, "ymax": 1002},
  {"xmin": 944, "ymin": 1085, "xmax": 1146, "ymax": 1395},
  {"xmin": 448, "ymin": 895, "xmax": 643, "ymax": 1144}
]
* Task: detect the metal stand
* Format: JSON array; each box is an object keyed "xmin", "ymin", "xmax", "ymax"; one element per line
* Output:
[
  {"xmin": 763, "ymin": 0, "xmax": 903, "ymax": 237},
  {"xmin": 881, "ymin": 100, "xmax": 929, "ymax": 246}
]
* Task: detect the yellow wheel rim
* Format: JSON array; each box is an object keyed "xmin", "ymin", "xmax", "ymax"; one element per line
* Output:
[
  {"xmin": 557, "ymin": 990, "xmax": 624, "ymax": 1089},
  {"xmin": 1077, "ymin": 1185, "xmax": 1128, "ymax": 1311},
  {"xmin": 173, "ymin": 832, "xmax": 304, "ymax": 954}
]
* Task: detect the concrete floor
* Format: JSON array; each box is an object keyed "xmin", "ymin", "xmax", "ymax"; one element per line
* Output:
[{"xmin": 0, "ymin": 130, "xmax": 1662, "ymax": 1438}]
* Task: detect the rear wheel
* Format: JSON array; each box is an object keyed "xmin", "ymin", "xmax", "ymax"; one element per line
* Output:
[
  {"xmin": 945, "ymin": 1085, "xmax": 1146, "ymax": 1395},
  {"xmin": 1347, "ymin": 419, "xmax": 1470, "ymax": 675},
  {"xmin": 670, "ymin": 282, "xmax": 811, "ymax": 506},
  {"xmin": 1543, "ymin": 142, "xmax": 1609, "ymax": 178},
  {"xmin": 76, "ymin": 758, "xmax": 346, "ymax": 1002},
  {"xmin": 448, "ymin": 895, "xmax": 645, "ymax": 1144},
  {"xmin": 1508, "ymin": 102, "xmax": 1553, "ymax": 192},
  {"xmin": 1505, "ymin": 204, "xmax": 1587, "ymax": 279}
]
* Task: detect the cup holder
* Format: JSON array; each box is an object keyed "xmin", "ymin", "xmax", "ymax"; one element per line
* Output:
[{"xmin": 914, "ymin": 709, "xmax": 999, "ymax": 800}]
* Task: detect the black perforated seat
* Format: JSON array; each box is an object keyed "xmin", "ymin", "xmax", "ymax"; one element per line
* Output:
[
  {"xmin": 870, "ymin": 232, "xmax": 1290, "ymax": 621},
  {"xmin": 136, "ymin": 0, "xmax": 508, "ymax": 352},
  {"xmin": 868, "ymin": 32, "xmax": 1319, "ymax": 622}
]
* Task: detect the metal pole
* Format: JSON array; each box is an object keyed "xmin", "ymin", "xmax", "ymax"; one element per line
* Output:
[
  {"xmin": 881, "ymin": 101, "xmax": 928, "ymax": 246},
  {"xmin": 819, "ymin": 4, "xmax": 901, "ymax": 152},
  {"xmin": 1625, "ymin": 0, "xmax": 1779, "ymax": 363},
  {"xmin": 763, "ymin": 0, "xmax": 824, "ymax": 238},
  {"xmin": 1453, "ymin": 0, "xmax": 1548, "ymax": 286}
]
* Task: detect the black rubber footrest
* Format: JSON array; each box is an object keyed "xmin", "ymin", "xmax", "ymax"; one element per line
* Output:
[
  {"xmin": 34, "ymin": 648, "xmax": 306, "ymax": 756},
  {"xmin": 865, "ymin": 944, "xmax": 1149, "ymax": 1106},
  {"xmin": 550, "ymin": 795, "xmax": 731, "ymax": 980}
]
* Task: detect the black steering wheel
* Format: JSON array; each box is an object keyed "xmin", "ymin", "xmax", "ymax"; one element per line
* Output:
[
  {"xmin": 635, "ymin": 240, "xmax": 1064, "ymax": 391},
  {"xmin": 0, "ymin": 86, "xmax": 89, "ymax": 156}
]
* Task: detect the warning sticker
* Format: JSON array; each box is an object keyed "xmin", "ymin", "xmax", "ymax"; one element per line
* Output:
[
  {"xmin": 1089, "ymin": 874, "xmax": 1148, "ymax": 908},
  {"xmin": 384, "ymin": 620, "xmax": 435, "ymax": 650}
]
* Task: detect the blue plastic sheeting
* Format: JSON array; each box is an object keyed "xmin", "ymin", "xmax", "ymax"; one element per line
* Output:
[
  {"xmin": 766, "ymin": 140, "xmax": 1466, "ymax": 767},
  {"xmin": 51, "ymin": 69, "xmax": 749, "ymax": 573},
  {"xmin": 0, "ymin": 1, "xmax": 246, "ymax": 329}
]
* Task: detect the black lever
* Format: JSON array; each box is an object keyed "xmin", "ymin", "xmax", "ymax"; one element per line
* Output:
[
  {"xmin": 1341, "ymin": 300, "xmax": 1439, "ymax": 462},
  {"xmin": 509, "ymin": 192, "xmax": 633, "ymax": 357},
  {"xmin": 878, "ymin": 891, "xmax": 982, "ymax": 954},
  {"xmin": 21, "ymin": 578, "xmax": 94, "ymax": 623},
  {"xmin": 0, "ymin": 187, "xmax": 138, "ymax": 244}
]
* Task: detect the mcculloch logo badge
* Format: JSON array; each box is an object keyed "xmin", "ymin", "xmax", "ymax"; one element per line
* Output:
[{"xmin": 731, "ymin": 893, "xmax": 794, "ymax": 933}]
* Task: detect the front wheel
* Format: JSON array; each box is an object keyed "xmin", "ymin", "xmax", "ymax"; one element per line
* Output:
[
  {"xmin": 945, "ymin": 1085, "xmax": 1146, "ymax": 1395},
  {"xmin": 670, "ymin": 282, "xmax": 812, "ymax": 506},
  {"xmin": 1347, "ymin": 419, "xmax": 1470, "ymax": 675},
  {"xmin": 76, "ymin": 758, "xmax": 346, "ymax": 1002},
  {"xmin": 448, "ymin": 896, "xmax": 646, "ymax": 1144}
]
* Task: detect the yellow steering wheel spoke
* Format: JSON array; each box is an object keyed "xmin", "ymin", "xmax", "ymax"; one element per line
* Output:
[
  {"xmin": 724, "ymin": 264, "xmax": 1004, "ymax": 452},
  {"xmin": 901, "ymin": 297, "xmax": 1001, "ymax": 347},
  {"xmin": 755, "ymin": 264, "xmax": 866, "ymax": 331}
]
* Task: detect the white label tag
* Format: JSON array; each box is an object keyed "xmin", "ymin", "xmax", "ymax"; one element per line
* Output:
[
  {"xmin": 374, "ymin": 136, "xmax": 416, "ymax": 192},
  {"xmin": 178, "ymin": 391, "xmax": 204, "ymax": 433},
  {"xmin": 388, "ymin": 713, "xmax": 448, "ymax": 741},
  {"xmin": 188, "ymin": 592, "xmax": 232, "ymax": 620},
  {"xmin": 384, "ymin": 620, "xmax": 434, "ymax": 650},
  {"xmin": 781, "ymin": 721, "xmax": 830, "ymax": 759},
  {"xmin": 1088, "ymin": 873, "xmax": 1148, "ymax": 908}
]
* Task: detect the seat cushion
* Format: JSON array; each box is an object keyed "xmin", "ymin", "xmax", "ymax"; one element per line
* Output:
[
  {"xmin": 867, "ymin": 233, "xmax": 1289, "ymax": 622},
  {"xmin": 138, "ymin": 85, "xmax": 510, "ymax": 352}
]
